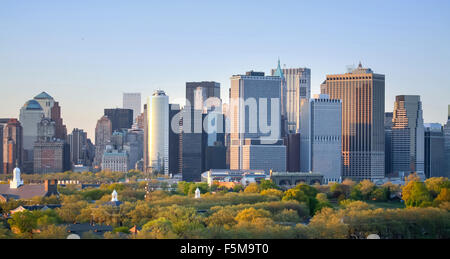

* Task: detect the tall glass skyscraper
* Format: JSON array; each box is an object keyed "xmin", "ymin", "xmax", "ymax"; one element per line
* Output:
[
  {"xmin": 19, "ymin": 99, "xmax": 44, "ymax": 172},
  {"xmin": 321, "ymin": 63, "xmax": 385, "ymax": 181},
  {"xmin": 424, "ymin": 123, "xmax": 446, "ymax": 178},
  {"xmin": 185, "ymin": 81, "xmax": 220, "ymax": 111},
  {"xmin": 299, "ymin": 94, "xmax": 342, "ymax": 183},
  {"xmin": 391, "ymin": 95, "xmax": 425, "ymax": 178},
  {"xmin": 229, "ymin": 71, "xmax": 286, "ymax": 173},
  {"xmin": 147, "ymin": 90, "xmax": 169, "ymax": 175}
]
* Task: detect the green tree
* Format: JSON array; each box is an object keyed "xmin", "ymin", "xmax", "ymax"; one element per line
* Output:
[
  {"xmin": 260, "ymin": 188, "xmax": 284, "ymax": 199},
  {"xmin": 314, "ymin": 193, "xmax": 332, "ymax": 213},
  {"xmin": 0, "ymin": 224, "xmax": 12, "ymax": 239},
  {"xmin": 232, "ymin": 184, "xmax": 244, "ymax": 192},
  {"xmin": 434, "ymin": 188, "xmax": 450, "ymax": 204},
  {"xmin": 35, "ymin": 225, "xmax": 68, "ymax": 239},
  {"xmin": 138, "ymin": 218, "xmax": 177, "ymax": 239},
  {"xmin": 8, "ymin": 211, "xmax": 37, "ymax": 238},
  {"xmin": 206, "ymin": 208, "xmax": 237, "ymax": 229},
  {"xmin": 370, "ymin": 187, "xmax": 389, "ymax": 202},
  {"xmin": 402, "ymin": 181, "xmax": 433, "ymax": 208},
  {"xmin": 259, "ymin": 180, "xmax": 278, "ymax": 191},
  {"xmin": 244, "ymin": 183, "xmax": 260, "ymax": 193},
  {"xmin": 308, "ymin": 207, "xmax": 348, "ymax": 239},
  {"xmin": 350, "ymin": 185, "xmax": 363, "ymax": 200},
  {"xmin": 359, "ymin": 180, "xmax": 376, "ymax": 200},
  {"xmin": 235, "ymin": 208, "xmax": 271, "ymax": 223},
  {"xmin": 425, "ymin": 177, "xmax": 450, "ymax": 198}
]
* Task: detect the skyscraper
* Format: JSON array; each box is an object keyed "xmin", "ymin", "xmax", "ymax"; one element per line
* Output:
[
  {"xmin": 19, "ymin": 99, "xmax": 44, "ymax": 172},
  {"xmin": 384, "ymin": 112, "xmax": 394, "ymax": 176},
  {"xmin": 33, "ymin": 92, "xmax": 55, "ymax": 118},
  {"xmin": 0, "ymin": 119, "xmax": 7, "ymax": 174},
  {"xmin": 229, "ymin": 71, "xmax": 286, "ymax": 173},
  {"xmin": 271, "ymin": 61, "xmax": 311, "ymax": 133},
  {"xmin": 391, "ymin": 95, "xmax": 425, "ymax": 178},
  {"xmin": 104, "ymin": 108, "xmax": 133, "ymax": 132},
  {"xmin": 123, "ymin": 93, "xmax": 141, "ymax": 122},
  {"xmin": 185, "ymin": 82, "xmax": 220, "ymax": 111},
  {"xmin": 444, "ymin": 105, "xmax": 450, "ymax": 177},
  {"xmin": 143, "ymin": 104, "xmax": 149, "ymax": 173},
  {"xmin": 321, "ymin": 63, "xmax": 385, "ymax": 181},
  {"xmin": 424, "ymin": 123, "xmax": 446, "ymax": 178},
  {"xmin": 286, "ymin": 133, "xmax": 300, "ymax": 172},
  {"xmin": 124, "ymin": 129, "xmax": 144, "ymax": 171},
  {"xmin": 33, "ymin": 118, "xmax": 70, "ymax": 174},
  {"xmin": 51, "ymin": 101, "xmax": 67, "ymax": 140},
  {"xmin": 180, "ymin": 108, "xmax": 203, "ymax": 182},
  {"xmin": 67, "ymin": 128, "xmax": 93, "ymax": 167},
  {"xmin": 147, "ymin": 90, "xmax": 169, "ymax": 175},
  {"xmin": 94, "ymin": 116, "xmax": 112, "ymax": 169},
  {"xmin": 169, "ymin": 104, "xmax": 181, "ymax": 175},
  {"xmin": 299, "ymin": 94, "xmax": 342, "ymax": 183},
  {"xmin": 2, "ymin": 119, "xmax": 23, "ymax": 174}
]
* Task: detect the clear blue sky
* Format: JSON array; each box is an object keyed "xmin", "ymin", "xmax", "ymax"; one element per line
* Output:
[{"xmin": 1, "ymin": 0, "xmax": 449, "ymax": 139}]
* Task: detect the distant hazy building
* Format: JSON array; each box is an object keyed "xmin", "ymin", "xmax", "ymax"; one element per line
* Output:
[
  {"xmin": 391, "ymin": 95, "xmax": 424, "ymax": 177},
  {"xmin": 94, "ymin": 116, "xmax": 112, "ymax": 169},
  {"xmin": 136, "ymin": 112, "xmax": 145, "ymax": 130},
  {"xmin": 1, "ymin": 119, "xmax": 23, "ymax": 174},
  {"xmin": 299, "ymin": 94, "xmax": 342, "ymax": 183},
  {"xmin": 104, "ymin": 108, "xmax": 133, "ymax": 132},
  {"xmin": 444, "ymin": 105, "xmax": 450, "ymax": 177},
  {"xmin": 33, "ymin": 140, "xmax": 70, "ymax": 174},
  {"xmin": 33, "ymin": 92, "xmax": 55, "ymax": 118},
  {"xmin": 229, "ymin": 71, "xmax": 286, "ymax": 173},
  {"xmin": 424, "ymin": 123, "xmax": 446, "ymax": 178},
  {"xmin": 185, "ymin": 82, "xmax": 220, "ymax": 111},
  {"xmin": 321, "ymin": 63, "xmax": 385, "ymax": 181},
  {"xmin": 123, "ymin": 93, "xmax": 141, "ymax": 122},
  {"xmin": 143, "ymin": 104, "xmax": 149, "ymax": 173},
  {"xmin": 124, "ymin": 129, "xmax": 144, "ymax": 171},
  {"xmin": 33, "ymin": 118, "xmax": 70, "ymax": 174},
  {"xmin": 51, "ymin": 102, "xmax": 67, "ymax": 140},
  {"xmin": 0, "ymin": 119, "xmax": 7, "ymax": 174},
  {"xmin": 147, "ymin": 90, "xmax": 169, "ymax": 175},
  {"xmin": 384, "ymin": 112, "xmax": 394, "ymax": 176},
  {"xmin": 19, "ymin": 99, "xmax": 44, "ymax": 172},
  {"xmin": 101, "ymin": 147, "xmax": 129, "ymax": 173},
  {"xmin": 67, "ymin": 128, "xmax": 94, "ymax": 168},
  {"xmin": 271, "ymin": 61, "xmax": 311, "ymax": 133}
]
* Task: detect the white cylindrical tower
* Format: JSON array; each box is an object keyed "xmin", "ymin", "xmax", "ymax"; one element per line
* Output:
[{"xmin": 147, "ymin": 90, "xmax": 169, "ymax": 175}]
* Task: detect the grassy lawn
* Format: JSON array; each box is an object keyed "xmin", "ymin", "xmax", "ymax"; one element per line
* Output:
[
  {"xmin": 328, "ymin": 199, "xmax": 406, "ymax": 209},
  {"xmin": 366, "ymin": 200, "xmax": 406, "ymax": 209}
]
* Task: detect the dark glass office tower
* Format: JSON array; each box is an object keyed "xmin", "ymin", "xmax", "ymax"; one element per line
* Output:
[{"xmin": 104, "ymin": 108, "xmax": 133, "ymax": 132}]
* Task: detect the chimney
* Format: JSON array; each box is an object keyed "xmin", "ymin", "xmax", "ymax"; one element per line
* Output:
[{"xmin": 45, "ymin": 179, "xmax": 58, "ymax": 196}]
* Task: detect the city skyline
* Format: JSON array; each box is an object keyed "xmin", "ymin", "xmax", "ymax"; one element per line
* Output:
[{"xmin": 1, "ymin": 1, "xmax": 450, "ymax": 139}]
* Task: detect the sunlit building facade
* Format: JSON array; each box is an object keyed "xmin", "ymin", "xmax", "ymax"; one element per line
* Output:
[
  {"xmin": 147, "ymin": 90, "xmax": 169, "ymax": 175},
  {"xmin": 321, "ymin": 63, "xmax": 385, "ymax": 181}
]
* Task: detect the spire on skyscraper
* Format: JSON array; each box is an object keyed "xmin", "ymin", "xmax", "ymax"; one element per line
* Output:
[{"xmin": 274, "ymin": 58, "xmax": 285, "ymax": 80}]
